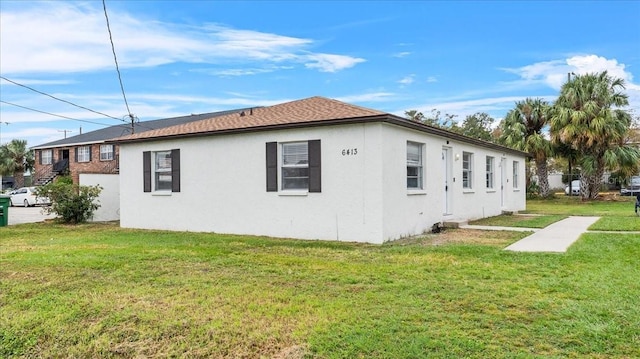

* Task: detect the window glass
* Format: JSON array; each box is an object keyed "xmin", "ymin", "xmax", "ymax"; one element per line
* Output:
[
  {"xmin": 77, "ymin": 146, "xmax": 91, "ymax": 162},
  {"xmin": 407, "ymin": 142, "xmax": 423, "ymax": 189},
  {"xmin": 513, "ymin": 161, "xmax": 519, "ymax": 189},
  {"xmin": 155, "ymin": 151, "xmax": 172, "ymax": 191},
  {"xmin": 42, "ymin": 150, "xmax": 52, "ymax": 165},
  {"xmin": 486, "ymin": 156, "xmax": 494, "ymax": 189},
  {"xmin": 100, "ymin": 145, "xmax": 114, "ymax": 161},
  {"xmin": 463, "ymin": 152, "xmax": 473, "ymax": 189},
  {"xmin": 282, "ymin": 142, "xmax": 308, "ymax": 190}
]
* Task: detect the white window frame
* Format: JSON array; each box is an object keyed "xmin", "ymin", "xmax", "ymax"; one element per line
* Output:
[
  {"xmin": 154, "ymin": 150, "xmax": 172, "ymax": 192},
  {"xmin": 281, "ymin": 142, "xmax": 309, "ymax": 191},
  {"xmin": 100, "ymin": 145, "xmax": 114, "ymax": 161},
  {"xmin": 407, "ymin": 141, "xmax": 424, "ymax": 190},
  {"xmin": 77, "ymin": 146, "xmax": 91, "ymax": 163},
  {"xmin": 486, "ymin": 156, "xmax": 494, "ymax": 189},
  {"xmin": 41, "ymin": 150, "xmax": 52, "ymax": 165},
  {"xmin": 462, "ymin": 152, "xmax": 473, "ymax": 189},
  {"xmin": 513, "ymin": 161, "xmax": 519, "ymax": 189}
]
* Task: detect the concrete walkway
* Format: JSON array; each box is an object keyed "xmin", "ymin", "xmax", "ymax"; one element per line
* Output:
[
  {"xmin": 6, "ymin": 206, "xmax": 55, "ymax": 225},
  {"xmin": 504, "ymin": 216, "xmax": 600, "ymax": 253}
]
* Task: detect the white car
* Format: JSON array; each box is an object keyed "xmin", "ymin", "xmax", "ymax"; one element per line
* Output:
[
  {"xmin": 565, "ymin": 180, "xmax": 580, "ymax": 195},
  {"xmin": 9, "ymin": 187, "xmax": 51, "ymax": 207}
]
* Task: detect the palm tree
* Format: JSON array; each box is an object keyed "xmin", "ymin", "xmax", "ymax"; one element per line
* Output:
[
  {"xmin": 551, "ymin": 71, "xmax": 639, "ymax": 199},
  {"xmin": 0, "ymin": 139, "xmax": 35, "ymax": 188},
  {"xmin": 500, "ymin": 98, "xmax": 553, "ymax": 197}
]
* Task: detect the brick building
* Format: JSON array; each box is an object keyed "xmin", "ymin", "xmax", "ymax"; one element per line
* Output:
[{"xmin": 31, "ymin": 109, "xmax": 244, "ymax": 185}]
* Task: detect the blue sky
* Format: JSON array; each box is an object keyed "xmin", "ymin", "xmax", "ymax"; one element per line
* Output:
[{"xmin": 1, "ymin": 0, "xmax": 639, "ymax": 147}]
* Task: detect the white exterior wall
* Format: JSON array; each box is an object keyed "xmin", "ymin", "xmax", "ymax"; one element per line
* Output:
[
  {"xmin": 79, "ymin": 173, "xmax": 120, "ymax": 222},
  {"xmin": 378, "ymin": 124, "xmax": 526, "ymax": 241},
  {"xmin": 120, "ymin": 123, "xmax": 386, "ymax": 243},
  {"xmin": 119, "ymin": 122, "xmax": 526, "ymax": 244}
]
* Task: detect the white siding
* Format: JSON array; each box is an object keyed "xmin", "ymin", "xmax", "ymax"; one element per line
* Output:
[
  {"xmin": 121, "ymin": 123, "xmax": 385, "ymax": 243},
  {"xmin": 79, "ymin": 173, "xmax": 120, "ymax": 222},
  {"xmin": 119, "ymin": 122, "xmax": 526, "ymax": 244},
  {"xmin": 377, "ymin": 124, "xmax": 525, "ymax": 241}
]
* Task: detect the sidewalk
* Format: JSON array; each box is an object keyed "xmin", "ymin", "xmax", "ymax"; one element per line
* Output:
[{"xmin": 504, "ymin": 216, "xmax": 600, "ymax": 253}]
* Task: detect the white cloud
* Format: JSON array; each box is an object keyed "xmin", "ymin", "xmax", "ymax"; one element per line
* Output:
[
  {"xmin": 426, "ymin": 76, "xmax": 438, "ymax": 83},
  {"xmin": 199, "ymin": 68, "xmax": 278, "ymax": 77},
  {"xmin": 393, "ymin": 52, "xmax": 411, "ymax": 58},
  {"xmin": 502, "ymin": 54, "xmax": 640, "ymax": 115},
  {"xmin": 0, "ymin": 78, "xmax": 75, "ymax": 86},
  {"xmin": 503, "ymin": 55, "xmax": 636, "ymax": 90},
  {"xmin": 398, "ymin": 75, "xmax": 415, "ymax": 85},
  {"xmin": 567, "ymin": 55, "xmax": 632, "ymax": 82},
  {"xmin": 402, "ymin": 96, "xmax": 556, "ymax": 121},
  {"xmin": 303, "ymin": 53, "xmax": 366, "ymax": 73},
  {"xmin": 0, "ymin": 2, "xmax": 364, "ymax": 74}
]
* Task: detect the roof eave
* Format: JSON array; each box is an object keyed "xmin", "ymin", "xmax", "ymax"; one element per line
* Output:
[
  {"xmin": 113, "ymin": 114, "xmax": 530, "ymax": 157},
  {"xmin": 110, "ymin": 114, "xmax": 389, "ymax": 144},
  {"xmin": 381, "ymin": 114, "xmax": 530, "ymax": 157},
  {"xmin": 31, "ymin": 139, "xmax": 107, "ymax": 150}
]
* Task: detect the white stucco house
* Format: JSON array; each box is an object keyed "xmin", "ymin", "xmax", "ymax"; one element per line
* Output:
[{"xmin": 114, "ymin": 97, "xmax": 527, "ymax": 244}]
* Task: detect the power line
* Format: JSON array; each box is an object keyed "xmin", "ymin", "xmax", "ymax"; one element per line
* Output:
[
  {"xmin": 1, "ymin": 100, "xmax": 156, "ymax": 134},
  {"xmin": 0, "ymin": 100, "xmax": 115, "ymax": 127},
  {"xmin": 102, "ymin": 0, "xmax": 136, "ymax": 133},
  {"xmin": 0, "ymin": 76, "xmax": 124, "ymax": 122}
]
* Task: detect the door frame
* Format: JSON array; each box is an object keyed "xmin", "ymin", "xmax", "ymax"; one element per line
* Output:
[
  {"xmin": 442, "ymin": 147, "xmax": 452, "ymax": 215},
  {"xmin": 500, "ymin": 157, "xmax": 507, "ymax": 208}
]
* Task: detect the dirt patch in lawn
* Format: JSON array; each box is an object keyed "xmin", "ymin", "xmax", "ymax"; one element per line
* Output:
[{"xmin": 392, "ymin": 228, "xmax": 530, "ymax": 247}]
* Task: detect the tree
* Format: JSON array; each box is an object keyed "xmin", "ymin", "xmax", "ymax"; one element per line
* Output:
[
  {"xmin": 36, "ymin": 176, "xmax": 102, "ymax": 224},
  {"xmin": 499, "ymin": 98, "xmax": 553, "ymax": 197},
  {"xmin": 551, "ymin": 71, "xmax": 639, "ymax": 199},
  {"xmin": 0, "ymin": 139, "xmax": 35, "ymax": 188},
  {"xmin": 460, "ymin": 112, "xmax": 495, "ymax": 142},
  {"xmin": 405, "ymin": 110, "xmax": 425, "ymax": 123},
  {"xmin": 405, "ymin": 109, "xmax": 459, "ymax": 131}
]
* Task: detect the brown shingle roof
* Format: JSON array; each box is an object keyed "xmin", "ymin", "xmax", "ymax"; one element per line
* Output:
[{"xmin": 115, "ymin": 96, "xmax": 385, "ymax": 142}]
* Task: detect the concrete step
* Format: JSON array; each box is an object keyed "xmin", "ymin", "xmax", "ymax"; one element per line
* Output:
[{"xmin": 443, "ymin": 219, "xmax": 468, "ymax": 228}]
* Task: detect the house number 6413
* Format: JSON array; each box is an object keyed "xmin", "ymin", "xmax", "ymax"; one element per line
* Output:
[{"xmin": 341, "ymin": 148, "xmax": 358, "ymax": 156}]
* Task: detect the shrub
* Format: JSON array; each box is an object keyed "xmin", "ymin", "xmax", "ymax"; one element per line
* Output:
[{"xmin": 36, "ymin": 177, "xmax": 102, "ymax": 224}]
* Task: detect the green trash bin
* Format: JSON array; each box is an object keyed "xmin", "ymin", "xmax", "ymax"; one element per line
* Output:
[{"xmin": 0, "ymin": 195, "xmax": 10, "ymax": 227}]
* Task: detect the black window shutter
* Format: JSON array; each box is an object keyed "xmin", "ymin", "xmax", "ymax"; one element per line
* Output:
[
  {"xmin": 308, "ymin": 139, "xmax": 321, "ymax": 193},
  {"xmin": 74, "ymin": 148, "xmax": 78, "ymax": 162},
  {"xmin": 39, "ymin": 150, "xmax": 43, "ymax": 165},
  {"xmin": 88, "ymin": 146, "xmax": 92, "ymax": 161},
  {"xmin": 143, "ymin": 151, "xmax": 151, "ymax": 192},
  {"xmin": 266, "ymin": 142, "xmax": 277, "ymax": 192},
  {"xmin": 171, "ymin": 149, "xmax": 180, "ymax": 192}
]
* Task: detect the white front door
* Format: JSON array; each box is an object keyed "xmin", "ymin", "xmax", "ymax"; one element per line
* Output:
[{"xmin": 442, "ymin": 147, "xmax": 452, "ymax": 214}]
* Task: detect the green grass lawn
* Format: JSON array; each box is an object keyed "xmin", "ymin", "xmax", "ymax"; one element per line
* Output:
[
  {"xmin": 469, "ymin": 214, "xmax": 566, "ymax": 228},
  {"xmin": 2, "ymin": 222, "xmax": 639, "ymax": 358},
  {"xmin": 526, "ymin": 194, "xmax": 640, "ymax": 231},
  {"xmin": 526, "ymin": 194, "xmax": 637, "ymax": 216}
]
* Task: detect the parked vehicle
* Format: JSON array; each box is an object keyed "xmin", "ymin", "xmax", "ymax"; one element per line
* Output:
[
  {"xmin": 564, "ymin": 180, "xmax": 580, "ymax": 196},
  {"xmin": 565, "ymin": 180, "xmax": 580, "ymax": 195},
  {"xmin": 621, "ymin": 176, "xmax": 640, "ymax": 196},
  {"xmin": 9, "ymin": 187, "xmax": 51, "ymax": 207}
]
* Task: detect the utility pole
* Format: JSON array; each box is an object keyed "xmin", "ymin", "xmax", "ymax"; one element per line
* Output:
[
  {"xmin": 129, "ymin": 114, "xmax": 135, "ymax": 134},
  {"xmin": 58, "ymin": 129, "xmax": 73, "ymax": 139}
]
